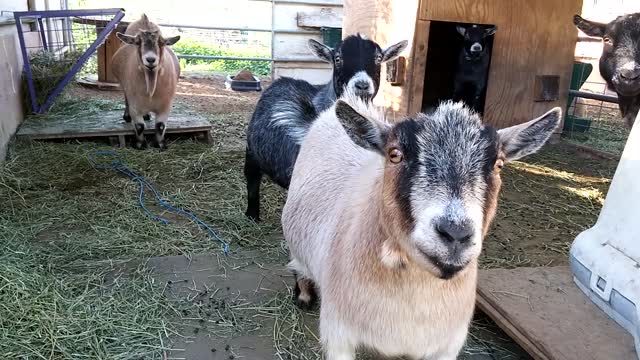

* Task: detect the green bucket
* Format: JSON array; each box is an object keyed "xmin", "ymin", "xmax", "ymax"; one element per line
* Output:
[
  {"xmin": 321, "ymin": 27, "xmax": 342, "ymax": 48},
  {"xmin": 564, "ymin": 61, "xmax": 593, "ymax": 132}
]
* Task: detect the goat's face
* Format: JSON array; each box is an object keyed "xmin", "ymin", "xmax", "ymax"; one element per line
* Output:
[
  {"xmin": 116, "ymin": 31, "xmax": 180, "ymax": 71},
  {"xmin": 574, "ymin": 14, "xmax": 640, "ymax": 97},
  {"xmin": 456, "ymin": 25, "xmax": 496, "ymax": 60},
  {"xmin": 308, "ymin": 35, "xmax": 408, "ymax": 100},
  {"xmin": 335, "ymin": 98, "xmax": 560, "ymax": 279}
]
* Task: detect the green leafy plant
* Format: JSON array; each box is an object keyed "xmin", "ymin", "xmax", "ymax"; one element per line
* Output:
[{"xmin": 172, "ymin": 39, "xmax": 270, "ymax": 76}]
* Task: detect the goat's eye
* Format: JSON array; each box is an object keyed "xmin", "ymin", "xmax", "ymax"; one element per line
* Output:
[
  {"xmin": 495, "ymin": 159, "xmax": 504, "ymax": 170},
  {"xmin": 603, "ymin": 37, "xmax": 613, "ymax": 46},
  {"xmin": 375, "ymin": 54, "xmax": 383, "ymax": 63},
  {"xmin": 388, "ymin": 148, "xmax": 403, "ymax": 163},
  {"xmin": 334, "ymin": 55, "xmax": 342, "ymax": 64}
]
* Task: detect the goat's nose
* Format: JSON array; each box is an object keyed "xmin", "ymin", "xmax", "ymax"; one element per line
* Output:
[
  {"xmin": 470, "ymin": 43, "xmax": 483, "ymax": 53},
  {"xmin": 436, "ymin": 219, "xmax": 473, "ymax": 244},
  {"xmin": 355, "ymin": 81, "xmax": 370, "ymax": 91},
  {"xmin": 620, "ymin": 67, "xmax": 640, "ymax": 80},
  {"xmin": 145, "ymin": 56, "xmax": 157, "ymax": 64}
]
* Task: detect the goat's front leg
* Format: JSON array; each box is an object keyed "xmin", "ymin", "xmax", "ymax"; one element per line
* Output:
[
  {"xmin": 130, "ymin": 108, "xmax": 147, "ymax": 150},
  {"xmin": 472, "ymin": 87, "xmax": 484, "ymax": 112},
  {"xmin": 155, "ymin": 112, "xmax": 169, "ymax": 150},
  {"xmin": 321, "ymin": 311, "xmax": 356, "ymax": 360}
]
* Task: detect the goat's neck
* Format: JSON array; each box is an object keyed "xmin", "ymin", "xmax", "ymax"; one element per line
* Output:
[
  {"xmin": 312, "ymin": 79, "xmax": 337, "ymax": 111},
  {"xmin": 143, "ymin": 67, "xmax": 159, "ymax": 98},
  {"xmin": 343, "ymin": 168, "xmax": 394, "ymax": 264}
]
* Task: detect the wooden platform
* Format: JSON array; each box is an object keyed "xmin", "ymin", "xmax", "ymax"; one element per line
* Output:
[
  {"xmin": 477, "ymin": 266, "xmax": 637, "ymax": 360},
  {"xmin": 77, "ymin": 75, "xmax": 121, "ymax": 91},
  {"xmin": 16, "ymin": 110, "xmax": 213, "ymax": 147}
]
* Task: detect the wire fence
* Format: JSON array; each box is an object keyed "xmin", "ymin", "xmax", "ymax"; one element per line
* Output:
[
  {"xmin": 562, "ymin": 61, "xmax": 629, "ymax": 157},
  {"xmin": 15, "ymin": 9, "xmax": 125, "ymax": 113}
]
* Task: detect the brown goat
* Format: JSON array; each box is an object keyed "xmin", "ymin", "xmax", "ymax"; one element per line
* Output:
[{"xmin": 111, "ymin": 14, "xmax": 180, "ymax": 149}]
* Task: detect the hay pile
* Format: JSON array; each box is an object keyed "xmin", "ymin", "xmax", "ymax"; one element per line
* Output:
[
  {"xmin": 22, "ymin": 49, "xmax": 84, "ymax": 113},
  {"xmin": 0, "ymin": 135, "xmax": 286, "ymax": 357}
]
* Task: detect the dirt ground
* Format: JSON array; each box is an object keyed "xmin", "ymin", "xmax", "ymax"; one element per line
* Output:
[{"xmin": 2, "ymin": 72, "xmax": 619, "ymax": 359}]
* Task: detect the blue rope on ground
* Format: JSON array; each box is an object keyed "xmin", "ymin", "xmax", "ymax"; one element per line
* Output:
[{"xmin": 88, "ymin": 150, "xmax": 230, "ymax": 254}]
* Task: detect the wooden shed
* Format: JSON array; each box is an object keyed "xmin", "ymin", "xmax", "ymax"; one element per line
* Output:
[{"xmin": 343, "ymin": 0, "xmax": 583, "ymax": 129}]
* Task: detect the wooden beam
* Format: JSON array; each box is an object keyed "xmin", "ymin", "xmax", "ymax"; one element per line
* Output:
[
  {"xmin": 297, "ymin": 8, "xmax": 343, "ymax": 28},
  {"xmin": 407, "ymin": 19, "xmax": 429, "ymax": 115}
]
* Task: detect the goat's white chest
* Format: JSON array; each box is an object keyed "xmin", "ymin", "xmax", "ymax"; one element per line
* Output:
[{"xmin": 323, "ymin": 268, "xmax": 476, "ymax": 359}]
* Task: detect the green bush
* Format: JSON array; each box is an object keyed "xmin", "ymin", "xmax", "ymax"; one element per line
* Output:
[{"xmin": 172, "ymin": 39, "xmax": 270, "ymax": 76}]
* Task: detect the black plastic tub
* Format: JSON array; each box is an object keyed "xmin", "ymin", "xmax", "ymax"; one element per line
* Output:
[{"xmin": 225, "ymin": 75, "xmax": 262, "ymax": 92}]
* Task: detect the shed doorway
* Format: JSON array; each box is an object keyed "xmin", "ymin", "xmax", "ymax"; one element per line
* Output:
[{"xmin": 420, "ymin": 21, "xmax": 495, "ymax": 116}]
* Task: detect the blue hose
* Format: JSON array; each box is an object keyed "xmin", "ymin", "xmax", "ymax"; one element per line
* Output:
[{"xmin": 88, "ymin": 150, "xmax": 229, "ymax": 254}]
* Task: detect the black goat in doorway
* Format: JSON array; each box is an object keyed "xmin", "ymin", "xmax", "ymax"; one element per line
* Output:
[{"xmin": 453, "ymin": 24, "xmax": 496, "ymax": 114}]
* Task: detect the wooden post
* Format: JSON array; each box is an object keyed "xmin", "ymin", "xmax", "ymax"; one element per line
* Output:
[{"xmin": 97, "ymin": 23, "xmax": 127, "ymax": 84}]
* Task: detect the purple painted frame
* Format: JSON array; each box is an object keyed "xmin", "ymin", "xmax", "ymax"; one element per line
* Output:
[{"xmin": 14, "ymin": 8, "xmax": 125, "ymax": 113}]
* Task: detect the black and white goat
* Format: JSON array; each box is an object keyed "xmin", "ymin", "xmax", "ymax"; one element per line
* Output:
[
  {"xmin": 452, "ymin": 24, "xmax": 496, "ymax": 113},
  {"xmin": 244, "ymin": 34, "xmax": 408, "ymax": 221},
  {"xmin": 574, "ymin": 13, "xmax": 640, "ymax": 128}
]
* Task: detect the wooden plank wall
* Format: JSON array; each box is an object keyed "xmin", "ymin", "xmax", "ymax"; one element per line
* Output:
[{"xmin": 411, "ymin": 0, "xmax": 583, "ymax": 128}]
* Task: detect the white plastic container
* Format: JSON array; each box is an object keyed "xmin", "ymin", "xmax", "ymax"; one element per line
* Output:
[{"xmin": 570, "ymin": 113, "xmax": 640, "ymax": 359}]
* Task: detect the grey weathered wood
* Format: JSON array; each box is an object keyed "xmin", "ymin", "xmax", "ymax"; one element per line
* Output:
[
  {"xmin": 297, "ymin": 7, "xmax": 343, "ymax": 28},
  {"xmin": 17, "ymin": 111, "xmax": 212, "ymax": 141},
  {"xmin": 477, "ymin": 266, "xmax": 637, "ymax": 360}
]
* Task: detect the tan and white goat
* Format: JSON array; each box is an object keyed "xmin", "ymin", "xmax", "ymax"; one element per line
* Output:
[
  {"xmin": 111, "ymin": 14, "xmax": 180, "ymax": 149},
  {"xmin": 282, "ymin": 93, "xmax": 561, "ymax": 360}
]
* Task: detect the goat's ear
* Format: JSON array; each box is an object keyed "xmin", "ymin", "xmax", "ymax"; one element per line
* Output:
[
  {"xmin": 381, "ymin": 40, "xmax": 408, "ymax": 63},
  {"xmin": 163, "ymin": 35, "xmax": 181, "ymax": 46},
  {"xmin": 116, "ymin": 32, "xmax": 138, "ymax": 45},
  {"xmin": 498, "ymin": 107, "xmax": 561, "ymax": 162},
  {"xmin": 335, "ymin": 100, "xmax": 387, "ymax": 154},
  {"xmin": 573, "ymin": 14, "xmax": 606, "ymax": 38},
  {"xmin": 307, "ymin": 39, "xmax": 333, "ymax": 63},
  {"xmin": 485, "ymin": 26, "xmax": 497, "ymax": 36},
  {"xmin": 456, "ymin": 25, "xmax": 466, "ymax": 36}
]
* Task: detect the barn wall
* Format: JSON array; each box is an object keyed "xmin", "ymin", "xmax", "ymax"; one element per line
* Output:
[
  {"xmin": 344, "ymin": 0, "xmax": 583, "ymax": 129},
  {"xmin": 0, "ymin": 2, "xmax": 29, "ymax": 162},
  {"xmin": 414, "ymin": 0, "xmax": 583, "ymax": 129}
]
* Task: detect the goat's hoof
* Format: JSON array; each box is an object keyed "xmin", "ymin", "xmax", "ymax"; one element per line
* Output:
[
  {"xmin": 123, "ymin": 114, "xmax": 132, "ymax": 122},
  {"xmin": 135, "ymin": 141, "xmax": 148, "ymax": 150},
  {"xmin": 293, "ymin": 279, "xmax": 317, "ymax": 310},
  {"xmin": 143, "ymin": 114, "xmax": 151, "ymax": 121},
  {"xmin": 294, "ymin": 296, "xmax": 315, "ymax": 310}
]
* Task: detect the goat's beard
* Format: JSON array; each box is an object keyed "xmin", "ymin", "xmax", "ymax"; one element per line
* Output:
[{"xmin": 144, "ymin": 67, "xmax": 159, "ymax": 98}]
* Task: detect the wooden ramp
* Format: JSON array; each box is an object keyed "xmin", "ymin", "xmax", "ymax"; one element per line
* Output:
[
  {"xmin": 477, "ymin": 266, "xmax": 637, "ymax": 360},
  {"xmin": 16, "ymin": 110, "xmax": 213, "ymax": 147}
]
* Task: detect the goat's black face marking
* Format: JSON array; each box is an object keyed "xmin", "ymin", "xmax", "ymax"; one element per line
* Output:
[
  {"xmin": 392, "ymin": 103, "xmax": 499, "ymax": 230},
  {"xmin": 332, "ymin": 35, "xmax": 383, "ymax": 99},
  {"xmin": 137, "ymin": 31, "xmax": 162, "ymax": 70}
]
